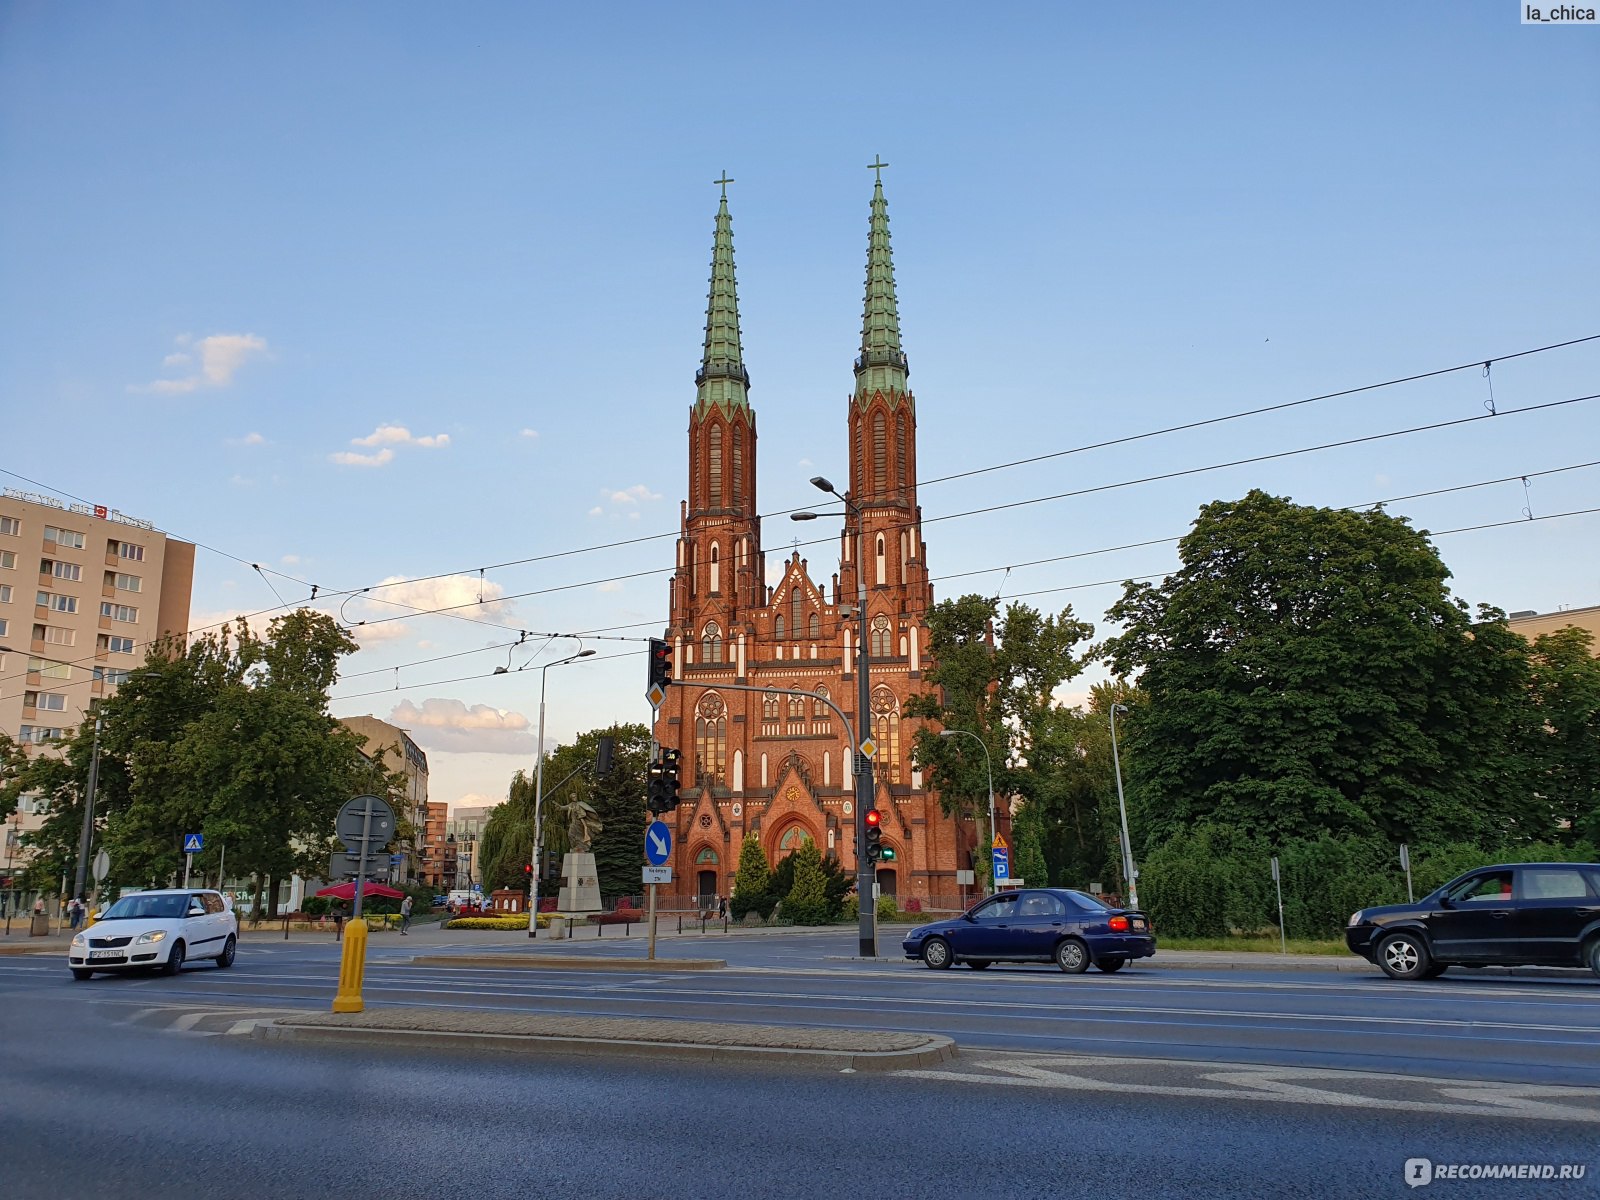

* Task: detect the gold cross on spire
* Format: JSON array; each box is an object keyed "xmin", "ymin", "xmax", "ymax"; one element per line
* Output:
[
  {"xmin": 714, "ymin": 171, "xmax": 734, "ymax": 198},
  {"xmin": 867, "ymin": 155, "xmax": 889, "ymax": 181}
]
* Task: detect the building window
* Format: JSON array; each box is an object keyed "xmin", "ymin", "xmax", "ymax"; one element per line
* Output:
[
  {"xmin": 29, "ymin": 657, "xmax": 72, "ymax": 680},
  {"xmin": 0, "ymin": 550, "xmax": 15, "ymax": 570},
  {"xmin": 101, "ymin": 602, "xmax": 139, "ymax": 623},
  {"xmin": 117, "ymin": 541, "xmax": 145, "ymax": 562},
  {"xmin": 870, "ymin": 615, "xmax": 892, "ymax": 658},
  {"xmin": 702, "ymin": 621, "xmax": 723, "ymax": 664},
  {"xmin": 47, "ymin": 560, "xmax": 82, "ymax": 582},
  {"xmin": 0, "ymin": 617, "xmax": 7, "ymax": 638},
  {"xmin": 762, "ymin": 692, "xmax": 779, "ymax": 720},
  {"xmin": 774, "ymin": 614, "xmax": 784, "ymax": 640},
  {"xmin": 732, "ymin": 427, "xmax": 744, "ymax": 504},
  {"xmin": 790, "ymin": 586, "xmax": 801, "ymax": 634},
  {"xmin": 107, "ymin": 635, "xmax": 136, "ymax": 654},
  {"xmin": 872, "ymin": 411, "xmax": 887, "ymax": 495},
  {"xmin": 20, "ymin": 725, "xmax": 66, "ymax": 744},
  {"xmin": 808, "ymin": 612, "xmax": 820, "ymax": 640},
  {"xmin": 0, "ymin": 584, "xmax": 11, "ymax": 602},
  {"xmin": 93, "ymin": 667, "xmax": 131, "ymax": 686},
  {"xmin": 896, "ymin": 412, "xmax": 907, "ymax": 489},
  {"xmin": 872, "ymin": 686, "xmax": 902, "ymax": 784},
  {"xmin": 813, "ymin": 684, "xmax": 831, "ymax": 724},
  {"xmin": 44, "ymin": 526, "xmax": 86, "ymax": 550},
  {"xmin": 709, "ymin": 543, "xmax": 720, "ymax": 594},
  {"xmin": 0, "ymin": 516, "xmax": 18, "ymax": 536},
  {"xmin": 695, "ymin": 692, "xmax": 728, "ymax": 787},
  {"xmin": 38, "ymin": 625, "xmax": 75, "ymax": 647},
  {"xmin": 875, "ymin": 534, "xmax": 886, "ymax": 585},
  {"xmin": 37, "ymin": 592, "xmax": 78, "ymax": 614},
  {"xmin": 787, "ymin": 694, "xmax": 805, "ymax": 720},
  {"xmin": 113, "ymin": 572, "xmax": 142, "ymax": 593},
  {"xmin": 25, "ymin": 691, "xmax": 67, "ymax": 712},
  {"xmin": 708, "ymin": 424, "xmax": 723, "ymax": 508}
]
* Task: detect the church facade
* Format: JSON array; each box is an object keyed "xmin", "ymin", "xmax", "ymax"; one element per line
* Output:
[{"xmin": 654, "ymin": 175, "xmax": 972, "ymax": 907}]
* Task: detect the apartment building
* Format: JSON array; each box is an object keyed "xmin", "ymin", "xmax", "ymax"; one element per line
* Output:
[
  {"xmin": 337, "ymin": 714, "xmax": 430, "ymax": 881},
  {"xmin": 0, "ymin": 490, "xmax": 195, "ymax": 868},
  {"xmin": 446, "ymin": 803, "xmax": 497, "ymax": 893}
]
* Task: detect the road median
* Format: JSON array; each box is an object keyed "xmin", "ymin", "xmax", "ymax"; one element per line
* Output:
[
  {"xmin": 255, "ymin": 1006, "xmax": 956, "ymax": 1070},
  {"xmin": 408, "ymin": 953, "xmax": 726, "ymax": 971}
]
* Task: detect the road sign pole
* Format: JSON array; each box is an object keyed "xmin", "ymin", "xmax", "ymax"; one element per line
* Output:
[
  {"xmin": 333, "ymin": 797, "xmax": 374, "ymax": 1014},
  {"xmin": 647, "ymin": 881, "xmax": 658, "ymax": 962},
  {"xmin": 1272, "ymin": 855, "xmax": 1286, "ymax": 954},
  {"xmin": 183, "ymin": 852, "xmax": 192, "ymax": 889}
]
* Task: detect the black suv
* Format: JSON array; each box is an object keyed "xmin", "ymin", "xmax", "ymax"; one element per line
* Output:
[{"xmin": 1346, "ymin": 863, "xmax": 1600, "ymax": 980}]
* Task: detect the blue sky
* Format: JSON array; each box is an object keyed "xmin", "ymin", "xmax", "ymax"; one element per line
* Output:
[{"xmin": 3, "ymin": 3, "xmax": 1596, "ymax": 811}]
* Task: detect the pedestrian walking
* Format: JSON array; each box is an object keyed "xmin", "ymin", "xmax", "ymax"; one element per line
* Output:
[
  {"xmin": 399, "ymin": 894, "xmax": 413, "ymax": 934},
  {"xmin": 717, "ymin": 894, "xmax": 727, "ymax": 920},
  {"xmin": 68, "ymin": 896, "xmax": 84, "ymax": 930}
]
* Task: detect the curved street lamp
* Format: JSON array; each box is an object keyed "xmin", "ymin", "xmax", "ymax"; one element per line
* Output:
[
  {"xmin": 939, "ymin": 727, "xmax": 998, "ymax": 893},
  {"xmin": 1109, "ymin": 702, "xmax": 1138, "ymax": 909}
]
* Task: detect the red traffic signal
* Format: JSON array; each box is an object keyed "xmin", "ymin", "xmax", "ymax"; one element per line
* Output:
[
  {"xmin": 524, "ymin": 863, "xmax": 532, "ymax": 875},
  {"xmin": 864, "ymin": 808, "xmax": 883, "ymax": 862},
  {"xmin": 864, "ymin": 808, "xmax": 882, "ymax": 828}
]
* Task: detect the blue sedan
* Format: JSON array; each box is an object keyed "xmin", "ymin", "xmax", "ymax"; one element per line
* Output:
[{"xmin": 903, "ymin": 888, "xmax": 1156, "ymax": 973}]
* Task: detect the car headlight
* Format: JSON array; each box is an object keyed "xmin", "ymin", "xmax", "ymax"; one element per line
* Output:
[
  {"xmin": 135, "ymin": 930, "xmax": 167, "ymax": 944},
  {"xmin": 1347, "ymin": 911, "xmax": 1364, "ymax": 927},
  {"xmin": 71, "ymin": 933, "xmax": 86, "ymax": 947}
]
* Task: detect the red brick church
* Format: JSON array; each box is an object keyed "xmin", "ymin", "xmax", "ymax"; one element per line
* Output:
[{"xmin": 655, "ymin": 171, "xmax": 972, "ymax": 907}]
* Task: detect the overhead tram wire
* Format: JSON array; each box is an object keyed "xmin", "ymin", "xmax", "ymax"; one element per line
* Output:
[{"xmin": 161, "ymin": 332, "xmax": 1600, "ymax": 615}]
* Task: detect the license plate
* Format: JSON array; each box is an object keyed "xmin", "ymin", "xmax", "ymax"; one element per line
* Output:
[
  {"xmin": 1131, "ymin": 919, "xmax": 1147, "ymax": 931},
  {"xmin": 89, "ymin": 949, "xmax": 124, "ymax": 960}
]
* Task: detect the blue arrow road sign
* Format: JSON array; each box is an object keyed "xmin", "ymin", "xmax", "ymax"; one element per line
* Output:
[
  {"xmin": 183, "ymin": 833, "xmax": 204, "ymax": 854},
  {"xmin": 645, "ymin": 820, "xmax": 672, "ymax": 866},
  {"xmin": 992, "ymin": 847, "xmax": 1010, "ymax": 880}
]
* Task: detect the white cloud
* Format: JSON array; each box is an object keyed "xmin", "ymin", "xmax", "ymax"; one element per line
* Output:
[
  {"xmin": 606, "ymin": 484, "xmax": 661, "ymax": 505},
  {"xmin": 135, "ymin": 333, "xmax": 268, "ymax": 394},
  {"xmin": 281, "ymin": 554, "xmax": 300, "ymax": 565},
  {"xmin": 798, "ymin": 457, "xmax": 814, "ymax": 468},
  {"xmin": 597, "ymin": 580, "xmax": 624, "ymax": 593},
  {"xmin": 330, "ymin": 448, "xmax": 395, "ymax": 468},
  {"xmin": 350, "ymin": 424, "xmax": 450, "ymax": 449},
  {"xmin": 351, "ymin": 620, "xmax": 410, "ymax": 644},
  {"xmin": 388, "ymin": 698, "xmax": 534, "ymax": 754},
  {"xmin": 228, "ymin": 431, "xmax": 267, "ymax": 447},
  {"xmin": 229, "ymin": 474, "xmax": 255, "ymax": 487},
  {"xmin": 588, "ymin": 506, "xmax": 604, "ymax": 517},
  {"xmin": 520, "ymin": 428, "xmax": 540, "ymax": 439},
  {"xmin": 359, "ymin": 574, "xmax": 517, "ymax": 623}
]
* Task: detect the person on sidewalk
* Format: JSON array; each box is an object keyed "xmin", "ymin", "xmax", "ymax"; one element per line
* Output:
[
  {"xmin": 717, "ymin": 895, "xmax": 727, "ymax": 921},
  {"xmin": 399, "ymin": 894, "xmax": 413, "ymax": 935},
  {"xmin": 67, "ymin": 896, "xmax": 84, "ymax": 930}
]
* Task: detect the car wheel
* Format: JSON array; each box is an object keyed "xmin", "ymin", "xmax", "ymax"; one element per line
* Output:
[
  {"xmin": 215, "ymin": 935, "xmax": 236, "ymax": 969},
  {"xmin": 1586, "ymin": 938, "xmax": 1600, "ymax": 980},
  {"xmin": 1421, "ymin": 963, "xmax": 1448, "ymax": 979},
  {"xmin": 1055, "ymin": 938, "xmax": 1091, "ymax": 974},
  {"xmin": 1096, "ymin": 957, "xmax": 1127, "ymax": 973},
  {"xmin": 922, "ymin": 937, "xmax": 953, "ymax": 970},
  {"xmin": 70, "ymin": 968, "xmax": 93, "ymax": 981},
  {"xmin": 967, "ymin": 959, "xmax": 991, "ymax": 970},
  {"xmin": 1377, "ymin": 932, "xmax": 1430, "ymax": 980},
  {"xmin": 163, "ymin": 940, "xmax": 186, "ymax": 976}
]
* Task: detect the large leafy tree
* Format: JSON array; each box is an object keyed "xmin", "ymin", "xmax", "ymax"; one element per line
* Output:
[
  {"xmin": 1523, "ymin": 626, "xmax": 1600, "ymax": 843},
  {"xmin": 905, "ymin": 595, "xmax": 1094, "ymax": 850},
  {"xmin": 1102, "ymin": 490, "xmax": 1539, "ymax": 849}
]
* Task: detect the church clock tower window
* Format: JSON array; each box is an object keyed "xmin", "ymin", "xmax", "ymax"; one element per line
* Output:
[
  {"xmin": 695, "ymin": 692, "xmax": 727, "ymax": 787},
  {"xmin": 870, "ymin": 614, "xmax": 892, "ymax": 658},
  {"xmin": 875, "ymin": 535, "xmax": 887, "ymax": 585},
  {"xmin": 873, "ymin": 411, "xmax": 887, "ymax": 495},
  {"xmin": 702, "ymin": 621, "xmax": 723, "ymax": 663},
  {"xmin": 709, "ymin": 425, "xmax": 723, "ymax": 507},
  {"xmin": 871, "ymin": 686, "xmax": 902, "ymax": 784},
  {"xmin": 709, "ymin": 543, "xmax": 720, "ymax": 593}
]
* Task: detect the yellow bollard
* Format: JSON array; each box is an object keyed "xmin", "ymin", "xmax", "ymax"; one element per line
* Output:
[{"xmin": 331, "ymin": 917, "xmax": 369, "ymax": 1013}]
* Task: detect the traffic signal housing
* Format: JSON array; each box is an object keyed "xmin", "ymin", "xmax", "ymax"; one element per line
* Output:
[
  {"xmin": 647, "ymin": 747, "xmax": 682, "ymax": 816},
  {"xmin": 864, "ymin": 808, "xmax": 883, "ymax": 862},
  {"xmin": 647, "ymin": 638, "xmax": 672, "ymax": 695}
]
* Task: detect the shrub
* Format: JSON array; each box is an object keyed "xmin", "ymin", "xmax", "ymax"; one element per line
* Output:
[
  {"xmin": 588, "ymin": 909, "xmax": 645, "ymax": 926},
  {"xmin": 301, "ymin": 896, "xmax": 331, "ymax": 917},
  {"xmin": 445, "ymin": 914, "xmax": 546, "ymax": 930},
  {"xmin": 876, "ymin": 894, "xmax": 898, "ymax": 923}
]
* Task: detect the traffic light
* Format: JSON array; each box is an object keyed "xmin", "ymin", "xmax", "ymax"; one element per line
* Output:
[
  {"xmin": 595, "ymin": 735, "xmax": 615, "ymax": 777},
  {"xmin": 647, "ymin": 638, "xmax": 672, "ymax": 694},
  {"xmin": 864, "ymin": 808, "xmax": 883, "ymax": 862},
  {"xmin": 880, "ymin": 845, "xmax": 897, "ymax": 863},
  {"xmin": 647, "ymin": 747, "xmax": 682, "ymax": 815}
]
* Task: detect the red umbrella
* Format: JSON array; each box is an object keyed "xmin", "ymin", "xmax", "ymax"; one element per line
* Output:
[{"xmin": 315, "ymin": 881, "xmax": 404, "ymax": 900}]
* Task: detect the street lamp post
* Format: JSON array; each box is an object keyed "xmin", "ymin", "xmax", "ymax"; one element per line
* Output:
[
  {"xmin": 939, "ymin": 728, "xmax": 996, "ymax": 894},
  {"xmin": 1109, "ymin": 702, "xmax": 1138, "ymax": 909},
  {"xmin": 527, "ymin": 646, "xmax": 595, "ymax": 937},
  {"xmin": 794, "ymin": 474, "xmax": 876, "ymax": 957}
]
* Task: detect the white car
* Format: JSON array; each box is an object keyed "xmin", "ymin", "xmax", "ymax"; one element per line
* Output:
[{"xmin": 68, "ymin": 888, "xmax": 238, "ymax": 980}]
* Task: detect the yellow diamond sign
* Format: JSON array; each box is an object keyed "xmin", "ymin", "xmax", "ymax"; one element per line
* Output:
[
  {"xmin": 645, "ymin": 683, "xmax": 666, "ymax": 708},
  {"xmin": 858, "ymin": 738, "xmax": 877, "ymax": 759}
]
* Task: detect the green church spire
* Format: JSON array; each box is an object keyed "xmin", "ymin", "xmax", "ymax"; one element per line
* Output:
[
  {"xmin": 855, "ymin": 156, "xmax": 909, "ymax": 404},
  {"xmin": 696, "ymin": 173, "xmax": 750, "ymax": 414}
]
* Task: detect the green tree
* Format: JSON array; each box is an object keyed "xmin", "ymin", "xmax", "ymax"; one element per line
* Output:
[
  {"xmin": 906, "ymin": 595, "xmax": 1094, "ymax": 850},
  {"xmin": 1103, "ymin": 490, "xmax": 1539, "ymax": 849},
  {"xmin": 730, "ymin": 833, "xmax": 771, "ymax": 919},
  {"xmin": 0, "ymin": 731, "xmax": 26, "ymax": 821},
  {"xmin": 1523, "ymin": 627, "xmax": 1600, "ymax": 843},
  {"xmin": 1013, "ymin": 804, "xmax": 1049, "ymax": 888},
  {"xmin": 783, "ymin": 838, "xmax": 829, "ymax": 924}
]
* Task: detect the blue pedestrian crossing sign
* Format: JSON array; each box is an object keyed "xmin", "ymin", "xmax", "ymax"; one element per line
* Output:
[
  {"xmin": 645, "ymin": 820, "xmax": 672, "ymax": 866},
  {"xmin": 183, "ymin": 833, "xmax": 204, "ymax": 854}
]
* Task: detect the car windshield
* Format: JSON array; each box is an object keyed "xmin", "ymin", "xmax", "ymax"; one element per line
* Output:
[
  {"xmin": 99, "ymin": 894, "xmax": 191, "ymax": 921},
  {"xmin": 1065, "ymin": 890, "xmax": 1112, "ymax": 911}
]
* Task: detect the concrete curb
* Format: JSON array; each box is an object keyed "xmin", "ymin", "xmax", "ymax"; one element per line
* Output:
[
  {"xmin": 254, "ymin": 1018, "xmax": 956, "ymax": 1072},
  {"xmin": 409, "ymin": 954, "xmax": 726, "ymax": 972}
]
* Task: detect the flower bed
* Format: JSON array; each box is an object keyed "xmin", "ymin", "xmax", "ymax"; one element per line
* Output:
[{"xmin": 444, "ymin": 913, "xmax": 551, "ymax": 931}]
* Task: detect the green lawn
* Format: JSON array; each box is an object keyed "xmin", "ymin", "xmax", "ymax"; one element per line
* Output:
[{"xmin": 1158, "ymin": 935, "xmax": 1350, "ymax": 956}]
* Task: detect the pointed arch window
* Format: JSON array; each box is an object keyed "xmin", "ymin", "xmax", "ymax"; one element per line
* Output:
[
  {"xmin": 870, "ymin": 614, "xmax": 893, "ymax": 658},
  {"xmin": 875, "ymin": 534, "xmax": 886, "ymax": 585},
  {"xmin": 774, "ymin": 614, "xmax": 785, "ymax": 640},
  {"xmin": 709, "ymin": 543, "xmax": 720, "ymax": 594},
  {"xmin": 702, "ymin": 621, "xmax": 723, "ymax": 664},
  {"xmin": 787, "ymin": 693, "xmax": 805, "ymax": 720},
  {"xmin": 871, "ymin": 686, "xmax": 902, "ymax": 784},
  {"xmin": 814, "ymin": 683, "xmax": 832, "ymax": 727},
  {"xmin": 808, "ymin": 612, "xmax": 820, "ymax": 640},
  {"xmin": 732, "ymin": 427, "xmax": 744, "ymax": 507},
  {"xmin": 695, "ymin": 692, "xmax": 727, "ymax": 787},
  {"xmin": 854, "ymin": 414, "xmax": 865, "ymax": 497},
  {"xmin": 896, "ymin": 412, "xmax": 907, "ymax": 490},
  {"xmin": 872, "ymin": 411, "xmax": 887, "ymax": 495},
  {"xmin": 762, "ymin": 692, "xmax": 780, "ymax": 720},
  {"xmin": 790, "ymin": 586, "xmax": 802, "ymax": 634},
  {"xmin": 708, "ymin": 424, "xmax": 723, "ymax": 508}
]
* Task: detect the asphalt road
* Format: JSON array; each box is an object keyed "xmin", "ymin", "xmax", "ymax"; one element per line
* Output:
[
  {"xmin": 5, "ymin": 929, "xmax": 1598, "ymax": 1086},
  {"xmin": 2, "ymin": 986, "xmax": 1597, "ymax": 1200}
]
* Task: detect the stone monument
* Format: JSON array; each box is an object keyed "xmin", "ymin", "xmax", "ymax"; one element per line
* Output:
[{"xmin": 556, "ymin": 800, "xmax": 603, "ymax": 913}]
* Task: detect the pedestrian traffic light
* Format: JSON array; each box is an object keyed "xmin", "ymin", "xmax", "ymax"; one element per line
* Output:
[
  {"xmin": 880, "ymin": 845, "xmax": 897, "ymax": 863},
  {"xmin": 864, "ymin": 808, "xmax": 883, "ymax": 862},
  {"xmin": 648, "ymin": 638, "xmax": 672, "ymax": 693}
]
